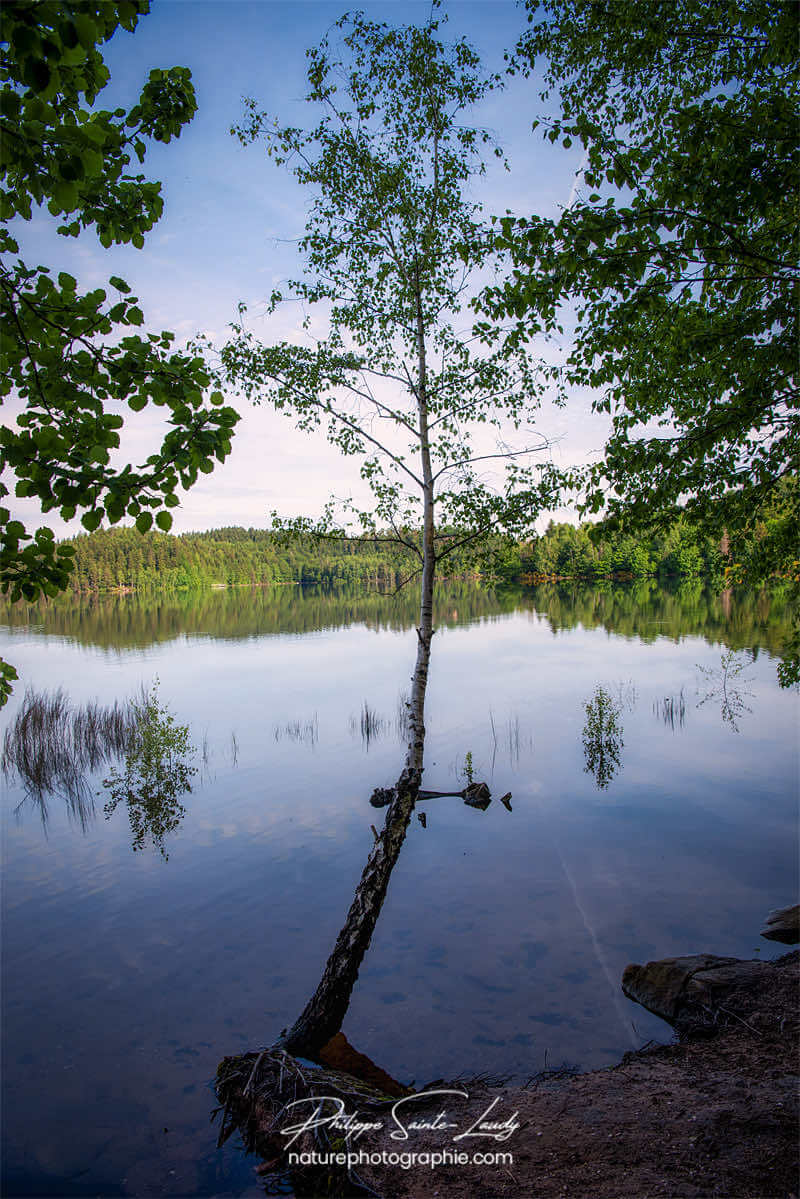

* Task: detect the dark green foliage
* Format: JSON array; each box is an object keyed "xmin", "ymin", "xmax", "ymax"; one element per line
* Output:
[
  {"xmin": 25, "ymin": 495, "xmax": 797, "ymax": 595},
  {"xmin": 0, "ymin": 0, "xmax": 240, "ymax": 698},
  {"xmin": 519, "ymin": 515, "xmax": 723, "ymax": 581},
  {"xmin": 484, "ymin": 0, "xmax": 797, "ymax": 575},
  {"xmin": 47, "ymin": 525, "xmax": 487, "ymax": 592}
]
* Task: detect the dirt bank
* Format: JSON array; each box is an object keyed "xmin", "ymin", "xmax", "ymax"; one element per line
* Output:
[{"xmin": 216, "ymin": 951, "xmax": 798, "ymax": 1198}]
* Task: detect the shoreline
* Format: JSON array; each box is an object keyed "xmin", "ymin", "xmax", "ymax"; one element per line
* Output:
[{"xmin": 216, "ymin": 949, "xmax": 799, "ymax": 1198}]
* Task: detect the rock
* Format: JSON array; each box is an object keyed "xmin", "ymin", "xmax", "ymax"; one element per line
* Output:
[
  {"xmin": 463, "ymin": 781, "xmax": 491, "ymax": 810},
  {"xmin": 760, "ymin": 904, "xmax": 800, "ymax": 944},
  {"xmin": 622, "ymin": 953, "xmax": 787, "ymax": 1025},
  {"xmin": 621, "ymin": 955, "xmax": 739, "ymax": 1021},
  {"xmin": 499, "ymin": 792, "xmax": 513, "ymax": 811},
  {"xmin": 685, "ymin": 960, "xmax": 773, "ymax": 1000}
]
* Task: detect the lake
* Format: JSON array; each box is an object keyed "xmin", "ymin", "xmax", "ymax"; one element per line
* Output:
[{"xmin": 1, "ymin": 580, "xmax": 797, "ymax": 1196}]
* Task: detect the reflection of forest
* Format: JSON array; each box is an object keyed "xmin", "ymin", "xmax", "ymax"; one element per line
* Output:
[
  {"xmin": 0, "ymin": 579, "xmax": 793, "ymax": 658},
  {"xmin": 526, "ymin": 580, "xmax": 794, "ymax": 659}
]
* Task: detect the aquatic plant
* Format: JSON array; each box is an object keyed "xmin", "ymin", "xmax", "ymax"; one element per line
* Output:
[
  {"xmin": 1, "ymin": 686, "xmax": 138, "ymax": 825},
  {"xmin": 103, "ymin": 679, "xmax": 196, "ymax": 859},
  {"xmin": 654, "ymin": 689, "xmax": 687, "ymax": 730},
  {"xmin": 274, "ymin": 713, "xmax": 319, "ymax": 746},
  {"xmin": 582, "ymin": 686, "xmax": 624, "ymax": 791}
]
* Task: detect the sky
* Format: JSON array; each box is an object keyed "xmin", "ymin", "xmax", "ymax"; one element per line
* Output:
[{"xmin": 9, "ymin": 0, "xmax": 612, "ymax": 537}]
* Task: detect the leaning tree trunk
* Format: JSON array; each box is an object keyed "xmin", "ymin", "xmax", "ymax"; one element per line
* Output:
[
  {"xmin": 280, "ymin": 301, "xmax": 436, "ymax": 1059},
  {"xmin": 281, "ymin": 573, "xmax": 435, "ymax": 1058}
]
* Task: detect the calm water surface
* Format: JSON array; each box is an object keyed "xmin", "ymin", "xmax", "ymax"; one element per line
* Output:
[{"xmin": 1, "ymin": 581, "xmax": 797, "ymax": 1196}]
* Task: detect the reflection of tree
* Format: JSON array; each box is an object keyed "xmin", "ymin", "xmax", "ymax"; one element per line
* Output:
[
  {"xmin": 4, "ymin": 578, "xmax": 791, "ymax": 661},
  {"xmin": 582, "ymin": 686, "xmax": 624, "ymax": 791},
  {"xmin": 103, "ymin": 682, "xmax": 196, "ymax": 859},
  {"xmin": 1, "ymin": 579, "xmax": 514, "ymax": 650},
  {"xmin": 2, "ymin": 682, "xmax": 196, "ymax": 856},
  {"xmin": 696, "ymin": 650, "xmax": 755, "ymax": 733},
  {"xmin": 522, "ymin": 581, "xmax": 793, "ymax": 659}
]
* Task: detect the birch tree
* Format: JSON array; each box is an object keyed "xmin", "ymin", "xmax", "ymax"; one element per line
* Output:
[
  {"xmin": 222, "ymin": 9, "xmax": 555, "ymax": 1056},
  {"xmin": 224, "ymin": 9, "xmax": 553, "ymax": 764}
]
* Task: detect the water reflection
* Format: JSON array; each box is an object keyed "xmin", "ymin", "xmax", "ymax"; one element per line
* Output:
[
  {"xmin": 1, "ymin": 579, "xmax": 794, "ymax": 660},
  {"xmin": 1, "ymin": 681, "xmax": 197, "ymax": 858},
  {"xmin": 102, "ymin": 682, "xmax": 197, "ymax": 859},
  {"xmin": 696, "ymin": 649, "xmax": 756, "ymax": 732},
  {"xmin": 582, "ymin": 686, "xmax": 624, "ymax": 791},
  {"xmin": 273, "ymin": 713, "xmax": 319, "ymax": 746},
  {"xmin": 1, "ymin": 686, "xmax": 135, "ymax": 828},
  {"xmin": 3, "ymin": 581, "xmax": 796, "ymax": 1197},
  {"xmin": 0, "ymin": 580, "xmax": 517, "ymax": 650},
  {"xmin": 653, "ymin": 690, "xmax": 687, "ymax": 730}
]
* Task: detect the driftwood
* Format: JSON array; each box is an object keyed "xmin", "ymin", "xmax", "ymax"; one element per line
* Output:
[
  {"xmin": 214, "ymin": 1045, "xmax": 399, "ymax": 1197},
  {"xmin": 370, "ymin": 780, "xmax": 504, "ymax": 810}
]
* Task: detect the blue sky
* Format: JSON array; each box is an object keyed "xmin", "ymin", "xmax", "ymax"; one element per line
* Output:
[{"xmin": 12, "ymin": 0, "xmax": 610, "ymax": 535}]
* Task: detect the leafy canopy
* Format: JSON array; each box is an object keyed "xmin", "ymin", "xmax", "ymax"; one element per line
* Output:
[
  {"xmin": 223, "ymin": 9, "xmax": 556, "ymax": 579},
  {"xmin": 0, "ymin": 0, "xmax": 240, "ymax": 699},
  {"xmin": 484, "ymin": 0, "xmax": 797, "ymax": 575}
]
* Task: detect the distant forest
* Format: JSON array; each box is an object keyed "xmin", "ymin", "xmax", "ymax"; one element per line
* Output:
[{"xmin": 58, "ymin": 486, "xmax": 797, "ymax": 593}]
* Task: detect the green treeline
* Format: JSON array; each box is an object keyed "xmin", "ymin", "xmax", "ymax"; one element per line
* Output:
[
  {"xmin": 508, "ymin": 482, "xmax": 798, "ymax": 584},
  {"xmin": 63, "ymin": 526, "xmax": 427, "ymax": 592},
  {"xmin": 513, "ymin": 516, "xmax": 724, "ymax": 580},
  {"xmin": 55, "ymin": 482, "xmax": 798, "ymax": 595}
]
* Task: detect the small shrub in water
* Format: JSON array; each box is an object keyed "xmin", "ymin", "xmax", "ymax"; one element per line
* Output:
[{"xmin": 103, "ymin": 679, "xmax": 196, "ymax": 858}]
